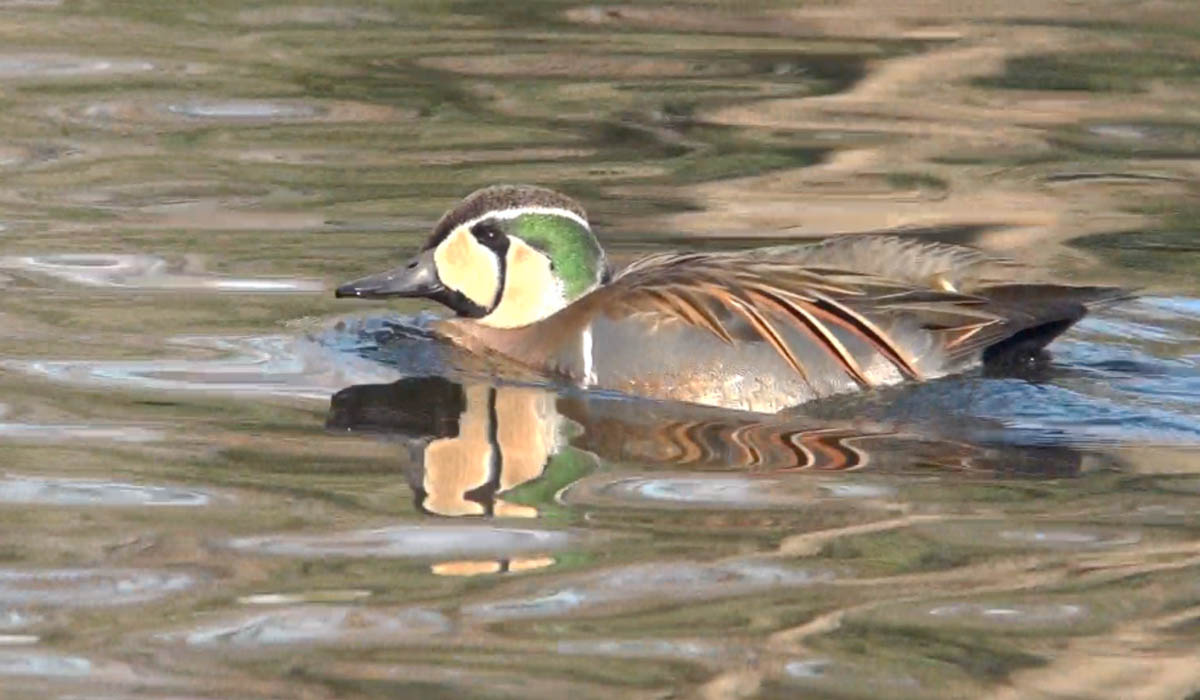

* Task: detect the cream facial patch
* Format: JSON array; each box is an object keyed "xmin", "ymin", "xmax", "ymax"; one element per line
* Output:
[
  {"xmin": 434, "ymin": 227, "xmax": 500, "ymax": 308},
  {"xmin": 481, "ymin": 238, "xmax": 564, "ymax": 328}
]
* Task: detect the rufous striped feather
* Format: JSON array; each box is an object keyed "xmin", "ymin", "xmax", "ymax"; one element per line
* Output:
[
  {"xmin": 578, "ymin": 250, "xmax": 1002, "ymax": 386},
  {"xmin": 742, "ymin": 284, "xmax": 872, "ymax": 388}
]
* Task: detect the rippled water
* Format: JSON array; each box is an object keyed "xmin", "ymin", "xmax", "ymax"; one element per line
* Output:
[{"xmin": 2, "ymin": 0, "xmax": 1200, "ymax": 697}]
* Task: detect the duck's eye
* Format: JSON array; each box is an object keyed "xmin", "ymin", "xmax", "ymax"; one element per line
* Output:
[{"xmin": 470, "ymin": 221, "xmax": 506, "ymax": 250}]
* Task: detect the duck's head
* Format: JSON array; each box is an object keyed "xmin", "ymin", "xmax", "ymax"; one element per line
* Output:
[{"xmin": 336, "ymin": 185, "xmax": 607, "ymax": 328}]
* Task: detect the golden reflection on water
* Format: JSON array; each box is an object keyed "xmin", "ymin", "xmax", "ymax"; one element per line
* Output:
[{"xmin": 0, "ymin": 0, "xmax": 1199, "ymax": 697}]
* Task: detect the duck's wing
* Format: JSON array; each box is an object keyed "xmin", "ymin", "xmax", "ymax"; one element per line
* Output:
[
  {"xmin": 451, "ymin": 237, "xmax": 1129, "ymax": 389},
  {"xmin": 758, "ymin": 235, "xmax": 1014, "ymax": 291},
  {"xmin": 574, "ymin": 245, "xmax": 1000, "ymax": 387},
  {"xmin": 788, "ymin": 236, "xmax": 1133, "ymax": 357}
]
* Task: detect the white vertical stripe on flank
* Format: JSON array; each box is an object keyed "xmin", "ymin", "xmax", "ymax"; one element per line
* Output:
[{"xmin": 581, "ymin": 325, "xmax": 596, "ymax": 386}]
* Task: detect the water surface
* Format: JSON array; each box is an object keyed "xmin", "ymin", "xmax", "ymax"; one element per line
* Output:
[{"xmin": 1, "ymin": 0, "xmax": 1199, "ymax": 697}]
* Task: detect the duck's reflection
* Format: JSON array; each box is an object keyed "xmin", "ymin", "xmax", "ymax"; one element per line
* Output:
[{"xmin": 327, "ymin": 376, "xmax": 1086, "ymax": 521}]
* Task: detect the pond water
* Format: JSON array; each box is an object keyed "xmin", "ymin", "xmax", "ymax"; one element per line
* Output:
[{"xmin": 1, "ymin": 0, "xmax": 1199, "ymax": 697}]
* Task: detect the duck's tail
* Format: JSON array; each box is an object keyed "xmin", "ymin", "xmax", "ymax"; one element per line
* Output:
[{"xmin": 967, "ymin": 284, "xmax": 1134, "ymax": 367}]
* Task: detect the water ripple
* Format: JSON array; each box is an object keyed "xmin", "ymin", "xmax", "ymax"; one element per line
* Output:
[
  {"xmin": 783, "ymin": 658, "xmax": 920, "ymax": 693},
  {"xmin": 0, "ymin": 0, "xmax": 61, "ymax": 8},
  {"xmin": 0, "ymin": 568, "xmax": 196, "ymax": 606},
  {"xmin": 417, "ymin": 53, "xmax": 754, "ymax": 78},
  {"xmin": 464, "ymin": 559, "xmax": 831, "ymax": 621},
  {"xmin": 0, "ymin": 609, "xmax": 41, "ymax": 631},
  {"xmin": 171, "ymin": 606, "xmax": 450, "ymax": 647},
  {"xmin": 235, "ymin": 6, "xmax": 395, "ymax": 25},
  {"xmin": 555, "ymin": 638, "xmax": 737, "ymax": 662},
  {"xmin": 0, "ymin": 424, "xmax": 162, "ymax": 443},
  {"xmin": 5, "ymin": 335, "xmax": 403, "ymax": 400},
  {"xmin": 227, "ymin": 525, "xmax": 573, "ymax": 559},
  {"xmin": 0, "ymin": 253, "xmax": 322, "ymax": 292},
  {"xmin": 562, "ymin": 473, "xmax": 894, "ymax": 509},
  {"xmin": 0, "ymin": 55, "xmax": 154, "ymax": 79},
  {"xmin": 0, "ymin": 650, "xmax": 90, "ymax": 677},
  {"xmin": 925, "ymin": 601, "xmax": 1086, "ymax": 626},
  {"xmin": 916, "ymin": 521, "xmax": 1142, "ymax": 551},
  {"xmin": 165, "ymin": 100, "xmax": 324, "ymax": 120},
  {"xmin": 0, "ymin": 476, "xmax": 209, "ymax": 506},
  {"xmin": 48, "ymin": 98, "xmax": 408, "ymax": 129}
]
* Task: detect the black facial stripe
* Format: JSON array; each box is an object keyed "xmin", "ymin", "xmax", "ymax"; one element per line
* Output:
[
  {"xmin": 462, "ymin": 387, "xmax": 502, "ymax": 517},
  {"xmin": 493, "ymin": 256, "xmax": 507, "ymax": 311},
  {"xmin": 471, "ymin": 220, "xmax": 510, "ymax": 310},
  {"xmin": 431, "ymin": 287, "xmax": 488, "ymax": 318}
]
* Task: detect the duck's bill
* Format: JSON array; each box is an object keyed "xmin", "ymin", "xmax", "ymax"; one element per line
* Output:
[{"xmin": 334, "ymin": 249, "xmax": 442, "ymax": 299}]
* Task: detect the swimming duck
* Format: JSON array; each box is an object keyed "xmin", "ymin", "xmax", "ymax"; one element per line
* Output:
[{"xmin": 336, "ymin": 185, "xmax": 1127, "ymax": 413}]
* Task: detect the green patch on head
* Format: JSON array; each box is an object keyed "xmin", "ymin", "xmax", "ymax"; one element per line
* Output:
[{"xmin": 505, "ymin": 213, "xmax": 605, "ymax": 300}]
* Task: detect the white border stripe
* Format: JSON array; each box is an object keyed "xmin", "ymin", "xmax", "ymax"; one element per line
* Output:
[{"xmin": 456, "ymin": 206, "xmax": 590, "ymax": 235}]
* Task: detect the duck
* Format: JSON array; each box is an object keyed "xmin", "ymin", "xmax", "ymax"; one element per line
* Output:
[{"xmin": 335, "ymin": 184, "xmax": 1129, "ymax": 413}]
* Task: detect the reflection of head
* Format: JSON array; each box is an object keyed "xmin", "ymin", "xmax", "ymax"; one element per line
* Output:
[
  {"xmin": 327, "ymin": 376, "xmax": 465, "ymax": 436},
  {"xmin": 421, "ymin": 384, "xmax": 562, "ymax": 517},
  {"xmin": 327, "ymin": 377, "xmax": 562, "ymax": 517}
]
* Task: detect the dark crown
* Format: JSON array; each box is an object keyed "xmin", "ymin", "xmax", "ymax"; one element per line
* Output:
[{"xmin": 425, "ymin": 184, "xmax": 588, "ymax": 248}]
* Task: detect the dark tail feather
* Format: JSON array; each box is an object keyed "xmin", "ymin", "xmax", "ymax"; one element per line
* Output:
[{"xmin": 954, "ymin": 284, "xmax": 1134, "ymax": 368}]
